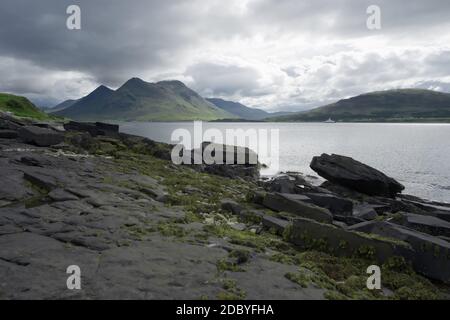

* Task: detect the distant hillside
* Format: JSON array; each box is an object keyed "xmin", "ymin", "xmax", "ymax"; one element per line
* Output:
[
  {"xmin": 53, "ymin": 78, "xmax": 236, "ymax": 121},
  {"xmin": 0, "ymin": 93, "xmax": 56, "ymax": 120},
  {"xmin": 270, "ymin": 89, "xmax": 450, "ymax": 122},
  {"xmin": 48, "ymin": 99, "xmax": 79, "ymax": 113},
  {"xmin": 207, "ymin": 98, "xmax": 293, "ymax": 120}
]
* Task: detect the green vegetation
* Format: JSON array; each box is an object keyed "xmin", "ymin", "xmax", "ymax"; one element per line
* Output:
[
  {"xmin": 282, "ymin": 251, "xmax": 442, "ymax": 300},
  {"xmin": 270, "ymin": 89, "xmax": 450, "ymax": 122},
  {"xmin": 0, "ymin": 93, "xmax": 56, "ymax": 120}
]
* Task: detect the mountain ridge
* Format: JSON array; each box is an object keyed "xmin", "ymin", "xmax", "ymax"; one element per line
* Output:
[
  {"xmin": 53, "ymin": 78, "xmax": 236, "ymax": 121},
  {"xmin": 269, "ymin": 89, "xmax": 450, "ymax": 122}
]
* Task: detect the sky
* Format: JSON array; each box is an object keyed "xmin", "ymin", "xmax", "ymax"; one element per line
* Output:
[{"xmin": 1, "ymin": 0, "xmax": 450, "ymax": 111}]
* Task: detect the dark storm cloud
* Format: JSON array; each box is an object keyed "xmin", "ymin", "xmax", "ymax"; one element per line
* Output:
[{"xmin": 0, "ymin": 0, "xmax": 449, "ymax": 109}]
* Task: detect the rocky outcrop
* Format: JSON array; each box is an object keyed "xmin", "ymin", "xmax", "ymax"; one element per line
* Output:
[
  {"xmin": 310, "ymin": 153, "xmax": 405, "ymax": 197},
  {"xmin": 348, "ymin": 221, "xmax": 450, "ymax": 283},
  {"xmin": 287, "ymin": 217, "xmax": 413, "ymax": 263},
  {"xmin": 185, "ymin": 142, "xmax": 259, "ymax": 180},
  {"xmin": 18, "ymin": 126, "xmax": 64, "ymax": 147},
  {"xmin": 64, "ymin": 121, "xmax": 119, "ymax": 137},
  {"xmin": 263, "ymin": 193, "xmax": 333, "ymax": 223},
  {"xmin": 391, "ymin": 213, "xmax": 450, "ymax": 238}
]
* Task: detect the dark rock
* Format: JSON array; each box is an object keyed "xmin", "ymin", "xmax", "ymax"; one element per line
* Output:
[
  {"xmin": 263, "ymin": 173, "xmax": 307, "ymax": 193},
  {"xmin": 0, "ymin": 113, "xmax": 27, "ymax": 130},
  {"xmin": 249, "ymin": 191, "xmax": 266, "ymax": 205},
  {"xmin": 304, "ymin": 192, "xmax": 353, "ymax": 216},
  {"xmin": 199, "ymin": 141, "xmax": 258, "ymax": 165},
  {"xmin": 353, "ymin": 204, "xmax": 379, "ymax": 221},
  {"xmin": 18, "ymin": 155, "xmax": 52, "ymax": 167},
  {"xmin": 220, "ymin": 199, "xmax": 242, "ymax": 215},
  {"xmin": 238, "ymin": 209, "xmax": 264, "ymax": 222},
  {"xmin": 310, "ymin": 153, "xmax": 404, "ymax": 197},
  {"xmin": 186, "ymin": 142, "xmax": 259, "ymax": 180},
  {"xmin": 18, "ymin": 126, "xmax": 64, "ymax": 147},
  {"xmin": 391, "ymin": 213, "xmax": 450, "ymax": 238},
  {"xmin": 48, "ymin": 189, "xmax": 79, "ymax": 202},
  {"xmin": 348, "ymin": 221, "xmax": 450, "ymax": 284},
  {"xmin": 261, "ymin": 215, "xmax": 289, "ymax": 235},
  {"xmin": 0, "ymin": 130, "xmax": 18, "ymax": 139},
  {"xmin": 23, "ymin": 171, "xmax": 57, "ymax": 191},
  {"xmin": 287, "ymin": 217, "xmax": 413, "ymax": 263},
  {"xmin": 263, "ymin": 193, "xmax": 333, "ymax": 223},
  {"xmin": 333, "ymin": 215, "xmax": 366, "ymax": 226},
  {"xmin": 64, "ymin": 121, "xmax": 118, "ymax": 137}
]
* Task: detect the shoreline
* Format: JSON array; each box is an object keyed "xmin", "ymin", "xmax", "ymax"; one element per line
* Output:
[{"xmin": 1, "ymin": 115, "xmax": 450, "ymax": 299}]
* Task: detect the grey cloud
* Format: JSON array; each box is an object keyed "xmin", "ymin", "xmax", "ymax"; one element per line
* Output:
[
  {"xmin": 0, "ymin": 0, "xmax": 450, "ymax": 110},
  {"xmin": 185, "ymin": 62, "xmax": 265, "ymax": 97}
]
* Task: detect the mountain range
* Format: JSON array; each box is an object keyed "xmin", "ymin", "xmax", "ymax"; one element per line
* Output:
[
  {"xmin": 52, "ymin": 78, "xmax": 236, "ymax": 121},
  {"xmin": 43, "ymin": 81, "xmax": 450, "ymax": 123},
  {"xmin": 205, "ymin": 98, "xmax": 292, "ymax": 120},
  {"xmin": 269, "ymin": 89, "xmax": 450, "ymax": 122}
]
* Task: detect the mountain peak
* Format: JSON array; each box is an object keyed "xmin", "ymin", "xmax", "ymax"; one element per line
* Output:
[
  {"xmin": 120, "ymin": 77, "xmax": 146, "ymax": 88},
  {"xmin": 90, "ymin": 85, "xmax": 113, "ymax": 96}
]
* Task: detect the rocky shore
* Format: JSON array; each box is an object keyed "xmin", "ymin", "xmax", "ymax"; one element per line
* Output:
[{"xmin": 0, "ymin": 113, "xmax": 449, "ymax": 300}]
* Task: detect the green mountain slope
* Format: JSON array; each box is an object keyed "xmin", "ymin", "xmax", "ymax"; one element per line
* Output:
[
  {"xmin": 206, "ymin": 98, "xmax": 270, "ymax": 120},
  {"xmin": 48, "ymin": 99, "xmax": 79, "ymax": 113},
  {"xmin": 54, "ymin": 78, "xmax": 236, "ymax": 121},
  {"xmin": 207, "ymin": 98, "xmax": 293, "ymax": 120},
  {"xmin": 270, "ymin": 89, "xmax": 450, "ymax": 122},
  {"xmin": 0, "ymin": 93, "xmax": 55, "ymax": 120}
]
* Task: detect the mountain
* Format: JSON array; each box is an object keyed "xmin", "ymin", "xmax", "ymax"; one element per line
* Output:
[
  {"xmin": 53, "ymin": 78, "xmax": 236, "ymax": 121},
  {"xmin": 0, "ymin": 93, "xmax": 56, "ymax": 120},
  {"xmin": 270, "ymin": 89, "xmax": 450, "ymax": 122},
  {"xmin": 206, "ymin": 98, "xmax": 270, "ymax": 120},
  {"xmin": 48, "ymin": 99, "xmax": 79, "ymax": 113},
  {"xmin": 206, "ymin": 98, "xmax": 293, "ymax": 120}
]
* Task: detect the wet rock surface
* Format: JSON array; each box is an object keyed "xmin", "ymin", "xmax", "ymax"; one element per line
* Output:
[{"xmin": 310, "ymin": 153, "xmax": 405, "ymax": 197}]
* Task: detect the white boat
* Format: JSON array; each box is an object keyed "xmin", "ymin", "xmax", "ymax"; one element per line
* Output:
[{"xmin": 324, "ymin": 118, "xmax": 336, "ymax": 123}]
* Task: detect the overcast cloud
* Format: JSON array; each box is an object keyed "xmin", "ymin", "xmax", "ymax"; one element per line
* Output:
[{"xmin": 1, "ymin": 0, "xmax": 450, "ymax": 110}]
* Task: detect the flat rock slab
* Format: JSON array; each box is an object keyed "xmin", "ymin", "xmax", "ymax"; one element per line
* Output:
[
  {"xmin": 348, "ymin": 221, "xmax": 450, "ymax": 284},
  {"xmin": 18, "ymin": 126, "xmax": 64, "ymax": 147},
  {"xmin": 392, "ymin": 213, "xmax": 450, "ymax": 238},
  {"xmin": 0, "ymin": 130, "xmax": 18, "ymax": 139},
  {"xmin": 287, "ymin": 217, "xmax": 413, "ymax": 265},
  {"xmin": 261, "ymin": 215, "xmax": 289, "ymax": 235},
  {"xmin": 310, "ymin": 153, "xmax": 404, "ymax": 197},
  {"xmin": 304, "ymin": 192, "xmax": 353, "ymax": 216},
  {"xmin": 263, "ymin": 193, "xmax": 333, "ymax": 223}
]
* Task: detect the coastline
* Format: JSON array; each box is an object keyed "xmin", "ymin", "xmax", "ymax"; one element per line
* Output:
[{"xmin": 1, "ymin": 114, "xmax": 450, "ymax": 299}]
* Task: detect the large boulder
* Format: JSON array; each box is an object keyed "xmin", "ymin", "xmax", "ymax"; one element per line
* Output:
[
  {"xmin": 348, "ymin": 221, "xmax": 450, "ymax": 283},
  {"xmin": 310, "ymin": 154, "xmax": 404, "ymax": 197},
  {"xmin": 18, "ymin": 126, "xmax": 64, "ymax": 147},
  {"xmin": 262, "ymin": 193, "xmax": 333, "ymax": 223},
  {"xmin": 64, "ymin": 121, "xmax": 119, "ymax": 137},
  {"xmin": 184, "ymin": 142, "xmax": 259, "ymax": 180}
]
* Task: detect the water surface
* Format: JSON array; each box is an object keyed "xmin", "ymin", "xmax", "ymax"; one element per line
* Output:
[{"xmin": 120, "ymin": 122, "xmax": 450, "ymax": 203}]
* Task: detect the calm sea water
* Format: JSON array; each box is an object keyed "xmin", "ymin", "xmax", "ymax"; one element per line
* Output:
[{"xmin": 120, "ymin": 122, "xmax": 450, "ymax": 203}]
